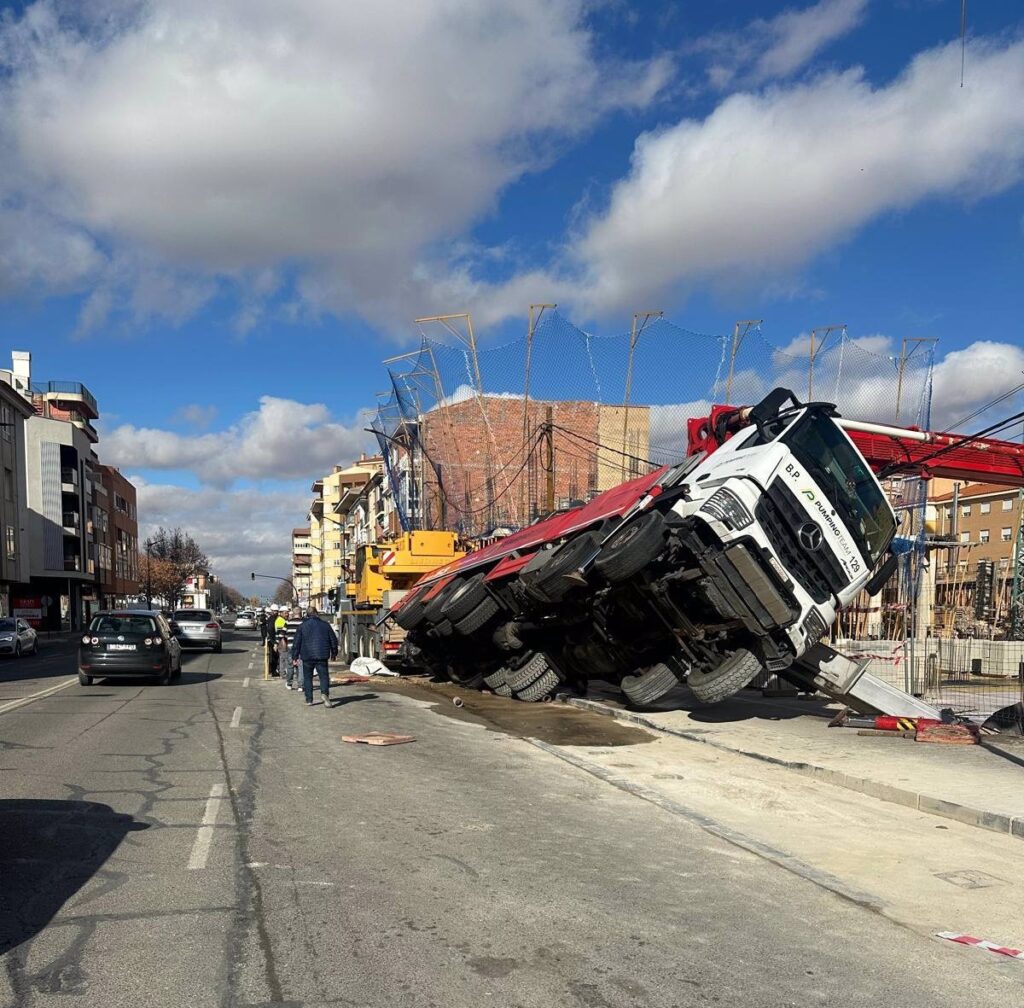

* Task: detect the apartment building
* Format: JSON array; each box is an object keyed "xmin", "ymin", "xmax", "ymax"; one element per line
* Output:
[
  {"xmin": 0, "ymin": 371, "xmax": 35, "ymax": 617},
  {"xmin": 306, "ymin": 456, "xmax": 382, "ymax": 610},
  {"xmin": 98, "ymin": 465, "xmax": 140, "ymax": 608},
  {"xmin": 3, "ymin": 350, "xmax": 139, "ymax": 629},
  {"xmin": 292, "ymin": 527, "xmax": 312, "ymax": 606}
]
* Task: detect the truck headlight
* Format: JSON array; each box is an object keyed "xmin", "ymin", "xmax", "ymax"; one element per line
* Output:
[{"xmin": 700, "ymin": 488, "xmax": 754, "ymax": 530}]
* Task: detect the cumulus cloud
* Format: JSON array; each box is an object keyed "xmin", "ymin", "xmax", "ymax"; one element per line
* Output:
[
  {"xmin": 173, "ymin": 403, "xmax": 218, "ymax": 429},
  {"xmin": 104, "ymin": 396, "xmax": 374, "ymax": 486},
  {"xmin": 466, "ymin": 36, "xmax": 1024, "ymax": 322},
  {"xmin": 0, "ymin": 0, "xmax": 669, "ymax": 331},
  {"xmin": 696, "ymin": 0, "xmax": 868, "ymax": 90},
  {"xmin": 133, "ymin": 476, "xmax": 307, "ymax": 589}
]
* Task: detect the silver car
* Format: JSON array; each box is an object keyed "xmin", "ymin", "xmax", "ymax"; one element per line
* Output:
[
  {"xmin": 0, "ymin": 617, "xmax": 38, "ymax": 657},
  {"xmin": 234, "ymin": 611, "xmax": 256, "ymax": 630},
  {"xmin": 171, "ymin": 609, "xmax": 223, "ymax": 652}
]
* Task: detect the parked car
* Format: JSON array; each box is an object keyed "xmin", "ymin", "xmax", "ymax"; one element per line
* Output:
[
  {"xmin": 0, "ymin": 617, "xmax": 38, "ymax": 657},
  {"xmin": 78, "ymin": 610, "xmax": 182, "ymax": 686},
  {"xmin": 171, "ymin": 609, "xmax": 223, "ymax": 652},
  {"xmin": 234, "ymin": 611, "xmax": 256, "ymax": 630}
]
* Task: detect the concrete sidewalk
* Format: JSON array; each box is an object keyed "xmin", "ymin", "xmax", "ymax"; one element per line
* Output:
[{"xmin": 566, "ymin": 682, "xmax": 1024, "ymax": 841}]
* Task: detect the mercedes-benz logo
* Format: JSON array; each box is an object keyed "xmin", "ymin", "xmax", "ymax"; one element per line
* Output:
[
  {"xmin": 117, "ymin": 635, "xmax": 125, "ymax": 641},
  {"xmin": 798, "ymin": 523, "xmax": 823, "ymax": 552}
]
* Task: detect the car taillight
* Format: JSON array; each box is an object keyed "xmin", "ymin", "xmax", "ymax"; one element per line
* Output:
[
  {"xmin": 82, "ymin": 635, "xmax": 91, "ymax": 645},
  {"xmin": 153, "ymin": 636, "xmax": 163, "ymax": 644},
  {"xmin": 144, "ymin": 638, "xmax": 153, "ymax": 645},
  {"xmin": 90, "ymin": 636, "xmax": 99, "ymax": 645},
  {"xmin": 206, "ymin": 622, "xmax": 218, "ymax": 629}
]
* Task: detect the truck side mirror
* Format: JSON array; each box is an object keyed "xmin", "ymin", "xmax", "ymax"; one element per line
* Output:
[{"xmin": 865, "ymin": 554, "xmax": 898, "ymax": 597}]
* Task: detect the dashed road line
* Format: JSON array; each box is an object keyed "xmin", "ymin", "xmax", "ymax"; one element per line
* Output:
[
  {"xmin": 187, "ymin": 783, "xmax": 225, "ymax": 870},
  {"xmin": 243, "ymin": 677, "xmax": 250, "ymax": 687},
  {"xmin": 230, "ymin": 706, "xmax": 242, "ymax": 728}
]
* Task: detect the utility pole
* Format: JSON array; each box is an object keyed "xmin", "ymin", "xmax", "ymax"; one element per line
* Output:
[
  {"xmin": 725, "ymin": 320, "xmax": 762, "ymax": 403},
  {"xmin": 621, "ymin": 310, "xmax": 662, "ymax": 478},
  {"xmin": 807, "ymin": 324, "xmax": 846, "ymax": 401},
  {"xmin": 894, "ymin": 337, "xmax": 937, "ymax": 423},
  {"xmin": 544, "ymin": 405, "xmax": 555, "ymax": 514}
]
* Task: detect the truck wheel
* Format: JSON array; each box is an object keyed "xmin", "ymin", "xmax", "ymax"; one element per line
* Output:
[
  {"xmin": 441, "ymin": 575, "xmax": 490, "ymax": 623},
  {"xmin": 594, "ymin": 511, "xmax": 667, "ymax": 584},
  {"xmin": 394, "ymin": 598, "xmax": 427, "ymax": 631},
  {"xmin": 483, "ymin": 667, "xmax": 508, "ymax": 691},
  {"xmin": 620, "ymin": 662, "xmax": 680, "ymax": 708},
  {"xmin": 505, "ymin": 652, "xmax": 560, "ymax": 694},
  {"xmin": 423, "ymin": 584, "xmax": 455, "ymax": 624},
  {"xmin": 428, "ymin": 618, "xmax": 453, "ymax": 638},
  {"xmin": 520, "ymin": 532, "xmax": 600, "ymax": 603},
  {"xmin": 688, "ymin": 648, "xmax": 762, "ymax": 704},
  {"xmin": 454, "ymin": 596, "xmax": 500, "ymax": 636},
  {"xmin": 494, "ymin": 683, "xmax": 513, "ymax": 698},
  {"xmin": 516, "ymin": 669, "xmax": 560, "ymax": 702}
]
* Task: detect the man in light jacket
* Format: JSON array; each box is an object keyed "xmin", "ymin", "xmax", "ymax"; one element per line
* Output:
[{"xmin": 290, "ymin": 606, "xmax": 339, "ymax": 708}]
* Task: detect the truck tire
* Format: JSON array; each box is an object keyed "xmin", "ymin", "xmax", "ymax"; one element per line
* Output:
[
  {"xmin": 520, "ymin": 532, "xmax": 600, "ymax": 603},
  {"xmin": 494, "ymin": 682, "xmax": 513, "ymax": 698},
  {"xmin": 428, "ymin": 618, "xmax": 453, "ymax": 638},
  {"xmin": 516, "ymin": 669, "xmax": 560, "ymax": 702},
  {"xmin": 454, "ymin": 595, "xmax": 500, "ymax": 636},
  {"xmin": 394, "ymin": 598, "xmax": 427, "ymax": 631},
  {"xmin": 441, "ymin": 574, "xmax": 490, "ymax": 623},
  {"xmin": 687, "ymin": 648, "xmax": 763, "ymax": 704},
  {"xmin": 483, "ymin": 667, "xmax": 508, "ymax": 690},
  {"xmin": 594, "ymin": 511, "xmax": 667, "ymax": 584},
  {"xmin": 422, "ymin": 584, "xmax": 454, "ymax": 624},
  {"xmin": 620, "ymin": 662, "xmax": 680, "ymax": 708},
  {"xmin": 505, "ymin": 651, "xmax": 559, "ymax": 694}
]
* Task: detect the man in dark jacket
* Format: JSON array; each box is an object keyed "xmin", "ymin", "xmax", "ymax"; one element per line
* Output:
[{"xmin": 290, "ymin": 606, "xmax": 339, "ymax": 708}]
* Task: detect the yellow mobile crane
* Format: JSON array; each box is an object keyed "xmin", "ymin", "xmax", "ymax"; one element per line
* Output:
[{"xmin": 336, "ymin": 530, "xmax": 463, "ymax": 662}]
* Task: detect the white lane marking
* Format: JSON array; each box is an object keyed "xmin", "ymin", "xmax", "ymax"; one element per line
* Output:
[
  {"xmin": 247, "ymin": 661, "xmax": 253, "ymax": 670},
  {"xmin": 243, "ymin": 677, "xmax": 250, "ymax": 687},
  {"xmin": 230, "ymin": 706, "xmax": 242, "ymax": 728},
  {"xmin": 0, "ymin": 676, "xmax": 78, "ymax": 716},
  {"xmin": 187, "ymin": 783, "xmax": 226, "ymax": 870}
]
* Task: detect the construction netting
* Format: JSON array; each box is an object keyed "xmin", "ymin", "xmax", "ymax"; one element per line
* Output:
[{"xmin": 369, "ymin": 310, "xmax": 937, "ymax": 537}]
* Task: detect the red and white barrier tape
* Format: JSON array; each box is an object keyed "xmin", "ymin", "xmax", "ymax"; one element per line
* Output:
[{"xmin": 937, "ymin": 932, "xmax": 1024, "ymax": 960}]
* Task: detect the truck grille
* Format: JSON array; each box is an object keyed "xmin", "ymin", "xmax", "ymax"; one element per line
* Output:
[{"xmin": 755, "ymin": 480, "xmax": 849, "ymax": 604}]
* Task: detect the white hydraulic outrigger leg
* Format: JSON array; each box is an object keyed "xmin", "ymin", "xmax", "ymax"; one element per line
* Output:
[{"xmin": 787, "ymin": 644, "xmax": 943, "ymax": 719}]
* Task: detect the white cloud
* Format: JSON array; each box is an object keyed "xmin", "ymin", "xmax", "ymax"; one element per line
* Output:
[
  {"xmin": 465, "ymin": 36, "xmax": 1024, "ymax": 323},
  {"xmin": 173, "ymin": 403, "xmax": 218, "ymax": 429},
  {"xmin": 0, "ymin": 0, "xmax": 669, "ymax": 331},
  {"xmin": 697, "ymin": 0, "xmax": 868, "ymax": 90},
  {"xmin": 133, "ymin": 476, "xmax": 306, "ymax": 590},
  {"xmin": 103, "ymin": 395, "xmax": 373, "ymax": 486}
]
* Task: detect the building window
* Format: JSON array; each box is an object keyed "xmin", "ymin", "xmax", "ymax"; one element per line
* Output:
[
  {"xmin": 1000, "ymin": 558, "xmax": 1010, "ymax": 570},
  {"xmin": 980, "ymin": 501, "xmax": 991, "ymax": 514},
  {"xmin": 0, "ymin": 404, "xmax": 11, "ymax": 443},
  {"xmin": 1003, "ymin": 498, "xmax": 1014, "ymax": 511},
  {"xmin": 961, "ymin": 504, "xmax": 971, "ymax": 517},
  {"xmin": 979, "ymin": 530, "xmax": 989, "ymax": 544},
  {"xmin": 959, "ymin": 532, "xmax": 969, "ymax": 544},
  {"xmin": 945, "ymin": 506, "xmax": 953, "ymax": 520},
  {"xmin": 958, "ymin": 560, "xmax": 968, "ymax": 569},
  {"xmin": 5, "ymin": 525, "xmax": 14, "ymax": 560},
  {"xmin": 3, "ymin": 468, "xmax": 12, "ymax": 503},
  {"xmin": 1002, "ymin": 528, "xmax": 1012, "ymax": 543}
]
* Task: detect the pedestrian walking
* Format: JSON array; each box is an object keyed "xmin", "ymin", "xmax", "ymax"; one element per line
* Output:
[
  {"xmin": 282, "ymin": 606, "xmax": 304, "ymax": 690},
  {"xmin": 258, "ymin": 609, "xmax": 268, "ymax": 644},
  {"xmin": 266, "ymin": 604, "xmax": 287, "ymax": 676},
  {"xmin": 290, "ymin": 605, "xmax": 338, "ymax": 708}
]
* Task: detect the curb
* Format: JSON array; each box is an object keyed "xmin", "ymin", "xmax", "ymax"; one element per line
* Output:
[{"xmin": 562, "ymin": 695, "xmax": 1024, "ymax": 842}]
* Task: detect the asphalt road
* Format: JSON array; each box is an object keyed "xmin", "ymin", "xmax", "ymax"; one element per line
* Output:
[{"xmin": 0, "ymin": 629, "xmax": 1019, "ymax": 1007}]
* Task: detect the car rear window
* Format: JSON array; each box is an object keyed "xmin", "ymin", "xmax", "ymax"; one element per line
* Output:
[
  {"xmin": 90, "ymin": 614, "xmax": 158, "ymax": 634},
  {"xmin": 174, "ymin": 610, "xmax": 213, "ymax": 622}
]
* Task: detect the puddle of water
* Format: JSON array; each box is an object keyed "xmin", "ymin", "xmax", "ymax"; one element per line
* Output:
[{"xmin": 371, "ymin": 677, "xmax": 652, "ymax": 747}]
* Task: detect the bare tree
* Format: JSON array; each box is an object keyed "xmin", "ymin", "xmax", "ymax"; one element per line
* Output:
[{"xmin": 145, "ymin": 528, "xmax": 210, "ymax": 608}]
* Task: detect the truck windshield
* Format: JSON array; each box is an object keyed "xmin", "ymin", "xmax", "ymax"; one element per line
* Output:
[{"xmin": 783, "ymin": 412, "xmax": 895, "ymax": 565}]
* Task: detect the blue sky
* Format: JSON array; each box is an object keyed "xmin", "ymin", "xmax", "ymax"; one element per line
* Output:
[{"xmin": 1, "ymin": 0, "xmax": 1023, "ymax": 588}]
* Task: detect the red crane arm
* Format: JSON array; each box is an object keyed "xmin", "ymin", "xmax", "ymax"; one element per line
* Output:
[{"xmin": 687, "ymin": 406, "xmax": 1024, "ymax": 487}]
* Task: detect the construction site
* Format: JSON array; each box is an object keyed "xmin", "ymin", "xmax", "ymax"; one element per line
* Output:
[{"xmin": 370, "ymin": 308, "xmax": 1024, "ymax": 728}]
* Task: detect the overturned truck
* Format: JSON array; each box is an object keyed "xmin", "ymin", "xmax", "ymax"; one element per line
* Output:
[{"xmin": 386, "ymin": 389, "xmax": 925, "ymax": 712}]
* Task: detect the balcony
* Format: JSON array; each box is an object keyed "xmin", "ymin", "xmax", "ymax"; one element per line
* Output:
[
  {"xmin": 62, "ymin": 512, "xmax": 81, "ymax": 534},
  {"xmin": 64, "ymin": 556, "xmax": 81, "ymax": 572},
  {"xmin": 61, "ymin": 468, "xmax": 79, "ymax": 490},
  {"xmin": 32, "ymin": 381, "xmax": 99, "ymax": 419}
]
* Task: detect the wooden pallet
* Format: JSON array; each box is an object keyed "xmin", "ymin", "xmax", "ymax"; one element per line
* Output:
[{"xmin": 342, "ymin": 732, "xmax": 415, "ymax": 746}]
